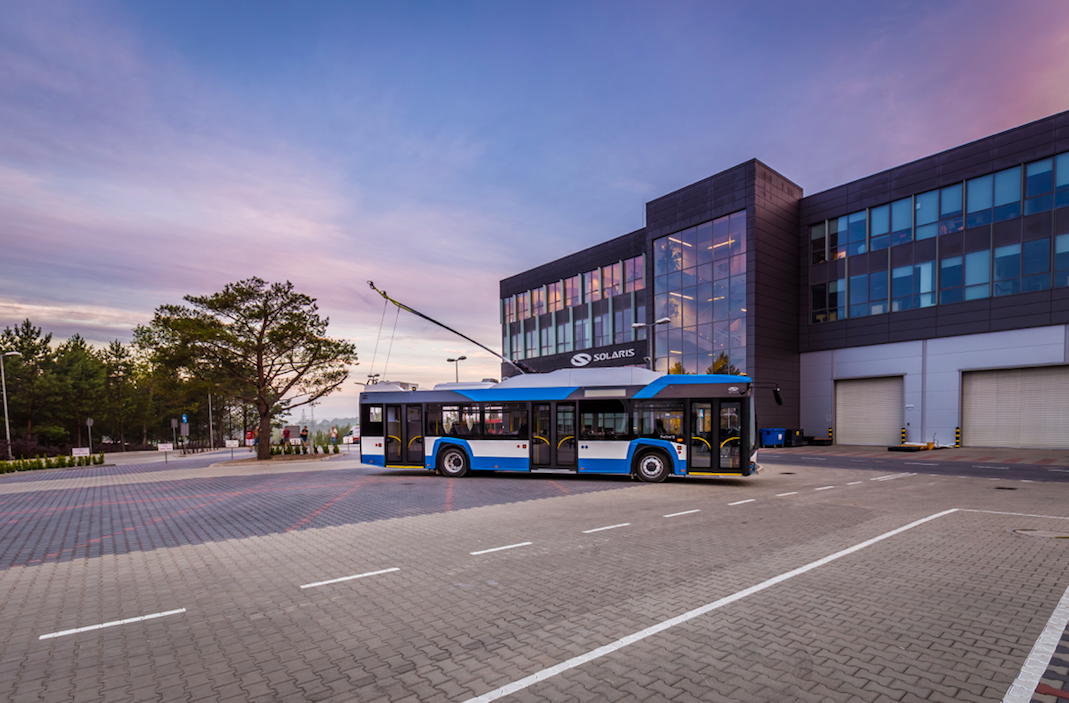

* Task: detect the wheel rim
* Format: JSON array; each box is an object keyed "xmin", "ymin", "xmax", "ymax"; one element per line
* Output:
[
  {"xmin": 444, "ymin": 450, "xmax": 464, "ymax": 474},
  {"xmin": 639, "ymin": 454, "xmax": 664, "ymax": 479}
]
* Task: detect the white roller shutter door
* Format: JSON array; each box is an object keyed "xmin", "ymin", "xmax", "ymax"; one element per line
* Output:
[
  {"xmin": 835, "ymin": 377, "xmax": 904, "ymax": 446},
  {"xmin": 962, "ymin": 366, "xmax": 1069, "ymax": 448}
]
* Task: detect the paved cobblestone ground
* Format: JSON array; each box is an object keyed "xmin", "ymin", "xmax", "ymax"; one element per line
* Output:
[{"xmin": 0, "ymin": 459, "xmax": 1067, "ymax": 702}]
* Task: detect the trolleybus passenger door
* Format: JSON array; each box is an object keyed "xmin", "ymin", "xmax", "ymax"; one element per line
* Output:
[
  {"xmin": 555, "ymin": 403, "xmax": 576, "ymax": 468},
  {"xmin": 689, "ymin": 402, "xmax": 713, "ymax": 470},
  {"xmin": 531, "ymin": 403, "xmax": 551, "ymax": 467},
  {"xmin": 405, "ymin": 405, "xmax": 423, "ymax": 465},
  {"xmin": 385, "ymin": 405, "xmax": 403, "ymax": 464},
  {"xmin": 718, "ymin": 401, "xmax": 742, "ymax": 470}
]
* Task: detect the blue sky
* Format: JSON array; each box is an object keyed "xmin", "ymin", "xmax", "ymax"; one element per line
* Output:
[{"xmin": 1, "ymin": 0, "xmax": 1068, "ymax": 417}]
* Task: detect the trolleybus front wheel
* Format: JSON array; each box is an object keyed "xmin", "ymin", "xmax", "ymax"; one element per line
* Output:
[
  {"xmin": 634, "ymin": 450, "xmax": 670, "ymax": 483},
  {"xmin": 438, "ymin": 446, "xmax": 470, "ymax": 478}
]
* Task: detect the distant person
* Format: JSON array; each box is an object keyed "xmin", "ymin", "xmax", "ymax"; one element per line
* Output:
[
  {"xmin": 246, "ymin": 428, "xmax": 255, "ymax": 451},
  {"xmin": 281, "ymin": 427, "xmax": 291, "ymax": 447},
  {"xmin": 300, "ymin": 426, "xmax": 309, "ymax": 447},
  {"xmin": 329, "ymin": 426, "xmax": 338, "ymax": 446}
]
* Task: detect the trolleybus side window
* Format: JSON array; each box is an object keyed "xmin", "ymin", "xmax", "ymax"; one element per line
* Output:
[
  {"xmin": 579, "ymin": 400, "xmax": 630, "ymax": 441},
  {"xmin": 427, "ymin": 404, "xmax": 482, "ymax": 438},
  {"xmin": 483, "ymin": 404, "xmax": 528, "ymax": 438},
  {"xmin": 633, "ymin": 401, "xmax": 684, "ymax": 442},
  {"xmin": 363, "ymin": 406, "xmax": 384, "ymax": 436}
]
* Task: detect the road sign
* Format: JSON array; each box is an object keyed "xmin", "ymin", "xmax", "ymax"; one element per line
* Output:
[
  {"xmin": 158, "ymin": 443, "xmax": 173, "ymax": 451},
  {"xmin": 85, "ymin": 418, "xmax": 93, "ymax": 427},
  {"xmin": 290, "ymin": 438, "xmax": 302, "ymax": 446},
  {"xmin": 180, "ymin": 423, "xmax": 189, "ymax": 437},
  {"xmin": 171, "ymin": 418, "xmax": 178, "ymax": 429},
  {"xmin": 72, "ymin": 447, "xmax": 89, "ymax": 457},
  {"xmin": 225, "ymin": 439, "xmax": 239, "ymax": 448},
  {"xmin": 182, "ymin": 413, "xmax": 188, "ymax": 424},
  {"xmin": 342, "ymin": 436, "xmax": 352, "ymax": 444}
]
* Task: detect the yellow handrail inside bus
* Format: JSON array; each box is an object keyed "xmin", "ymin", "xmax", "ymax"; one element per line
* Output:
[
  {"xmin": 533, "ymin": 435, "xmax": 549, "ymax": 445},
  {"xmin": 557, "ymin": 435, "xmax": 574, "ymax": 449},
  {"xmin": 408, "ymin": 435, "xmax": 423, "ymax": 448},
  {"xmin": 720, "ymin": 436, "xmax": 740, "ymax": 449},
  {"xmin": 692, "ymin": 436, "xmax": 711, "ymax": 450},
  {"xmin": 387, "ymin": 435, "xmax": 401, "ymax": 445}
]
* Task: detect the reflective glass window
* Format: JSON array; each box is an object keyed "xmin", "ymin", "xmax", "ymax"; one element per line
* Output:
[
  {"xmin": 1055, "ymin": 234, "xmax": 1069, "ymax": 287},
  {"xmin": 713, "ymin": 216, "xmax": 731, "ymax": 260},
  {"xmin": 966, "ymin": 174, "xmax": 993, "ymax": 228},
  {"xmin": 891, "ymin": 198, "xmax": 913, "ymax": 245},
  {"xmin": 870, "ymin": 205, "xmax": 890, "ymax": 251},
  {"xmin": 849, "ymin": 273, "xmax": 868, "ymax": 317},
  {"xmin": 603, "ymin": 263, "xmax": 622, "ymax": 297},
  {"xmin": 531, "ymin": 288, "xmax": 545, "ymax": 316},
  {"xmin": 993, "ymin": 243, "xmax": 1021, "ymax": 281},
  {"xmin": 678, "ymin": 229, "xmax": 696, "ymax": 270},
  {"xmin": 964, "ymin": 249, "xmax": 990, "ymax": 300},
  {"xmin": 1056, "ymin": 152, "xmax": 1069, "ymax": 209},
  {"xmin": 914, "ymin": 260, "xmax": 936, "ymax": 308},
  {"xmin": 728, "ymin": 212, "xmax": 746, "ymax": 257},
  {"xmin": 939, "ymin": 183, "xmax": 964, "ymax": 234},
  {"xmin": 729, "ymin": 276, "xmax": 746, "ymax": 317},
  {"xmin": 583, "ymin": 270, "xmax": 601, "ymax": 301},
  {"xmin": 810, "ymin": 222, "xmax": 827, "ymax": 264},
  {"xmin": 695, "ymin": 223, "xmax": 713, "ymax": 267},
  {"xmin": 566, "ymin": 275, "xmax": 582, "ymax": 306},
  {"xmin": 940, "ymin": 256, "xmax": 963, "ymax": 304},
  {"xmin": 517, "ymin": 291, "xmax": 530, "ymax": 319},
  {"xmin": 556, "ymin": 317, "xmax": 572, "ymax": 353},
  {"xmin": 624, "ymin": 255, "xmax": 645, "ymax": 292},
  {"xmin": 891, "ymin": 266, "xmax": 913, "ymax": 311},
  {"xmin": 993, "ymin": 166, "xmax": 1022, "ymax": 222},
  {"xmin": 828, "ymin": 218, "xmax": 843, "ymax": 260},
  {"xmin": 915, "ymin": 190, "xmax": 938, "ymax": 240},
  {"xmin": 546, "ymin": 282, "xmax": 562, "ymax": 312},
  {"xmin": 847, "ymin": 211, "xmax": 867, "ymax": 256},
  {"xmin": 503, "ymin": 297, "xmax": 515, "ymax": 324},
  {"xmin": 869, "ymin": 271, "xmax": 888, "ymax": 315},
  {"xmin": 654, "ymin": 236, "xmax": 680, "ymax": 276},
  {"xmin": 1026, "ymin": 159, "xmax": 1054, "ymax": 197},
  {"xmin": 1023, "ymin": 239, "xmax": 1050, "ymax": 276}
]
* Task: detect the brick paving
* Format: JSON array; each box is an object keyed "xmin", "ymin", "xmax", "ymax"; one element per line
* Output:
[{"xmin": 0, "ymin": 458, "xmax": 1067, "ymax": 701}]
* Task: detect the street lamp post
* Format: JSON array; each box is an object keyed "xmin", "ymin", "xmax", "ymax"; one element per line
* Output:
[
  {"xmin": 1, "ymin": 351, "xmax": 23, "ymax": 461},
  {"xmin": 446, "ymin": 356, "xmax": 467, "ymax": 383},
  {"xmin": 632, "ymin": 317, "xmax": 671, "ymax": 371}
]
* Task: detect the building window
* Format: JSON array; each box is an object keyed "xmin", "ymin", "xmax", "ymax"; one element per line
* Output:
[
  {"xmin": 614, "ymin": 298, "xmax": 632, "ymax": 344},
  {"xmin": 565, "ymin": 275, "xmax": 582, "ymax": 307},
  {"xmin": 624, "ymin": 255, "xmax": 645, "ymax": 292},
  {"xmin": 531, "ymin": 287, "xmax": 545, "ymax": 316},
  {"xmin": 593, "ymin": 309, "xmax": 610, "ymax": 347},
  {"xmin": 828, "ymin": 217, "xmax": 844, "ymax": 260},
  {"xmin": 511, "ymin": 330, "xmax": 522, "ymax": 360},
  {"xmin": 517, "ymin": 291, "xmax": 530, "ymax": 319},
  {"xmin": 846, "ymin": 211, "xmax": 867, "ymax": 256},
  {"xmin": 993, "ymin": 243, "xmax": 1022, "ymax": 297},
  {"xmin": 914, "ymin": 260, "xmax": 936, "ymax": 308},
  {"xmin": 603, "ymin": 262, "xmax": 622, "ymax": 297},
  {"xmin": 583, "ymin": 270, "xmax": 601, "ymax": 302},
  {"xmin": 870, "ymin": 206, "xmax": 890, "ymax": 251},
  {"xmin": 1056, "ymin": 151, "xmax": 1069, "ymax": 208},
  {"xmin": 966, "ymin": 174, "xmax": 993, "ymax": 228},
  {"xmin": 915, "ymin": 190, "xmax": 938, "ymax": 240},
  {"xmin": 939, "ymin": 183, "xmax": 963, "ymax": 234},
  {"xmin": 869, "ymin": 271, "xmax": 889, "ymax": 314},
  {"xmin": 1025, "ymin": 158, "xmax": 1054, "ymax": 215},
  {"xmin": 547, "ymin": 281, "xmax": 562, "ymax": 312},
  {"xmin": 1022, "ymin": 238, "xmax": 1051, "ymax": 292},
  {"xmin": 540, "ymin": 324, "xmax": 552, "ymax": 356},
  {"xmin": 503, "ymin": 297, "xmax": 515, "ymax": 324},
  {"xmin": 1055, "ymin": 233, "xmax": 1069, "ymax": 287},
  {"xmin": 810, "ymin": 222, "xmax": 827, "ymax": 264},
  {"xmin": 848, "ymin": 273, "xmax": 868, "ymax": 317},
  {"xmin": 993, "ymin": 166, "xmax": 1022, "ymax": 222},
  {"xmin": 573, "ymin": 308, "xmax": 589, "ymax": 350},
  {"xmin": 891, "ymin": 197, "xmax": 913, "ymax": 245},
  {"xmin": 964, "ymin": 249, "xmax": 991, "ymax": 300},
  {"xmin": 940, "ymin": 256, "xmax": 963, "ymax": 304},
  {"xmin": 524, "ymin": 320, "xmax": 537, "ymax": 358},
  {"xmin": 556, "ymin": 317, "xmax": 572, "ymax": 353}
]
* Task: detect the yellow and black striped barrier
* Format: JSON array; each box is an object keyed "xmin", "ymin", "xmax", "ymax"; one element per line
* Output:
[
  {"xmin": 900, "ymin": 427, "xmax": 906, "ymax": 445},
  {"xmin": 955, "ymin": 427, "xmax": 961, "ymax": 448},
  {"xmin": 827, "ymin": 427, "xmax": 833, "ymax": 443}
]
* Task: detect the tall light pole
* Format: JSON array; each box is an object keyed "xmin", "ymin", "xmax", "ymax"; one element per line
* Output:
[
  {"xmin": 632, "ymin": 317, "xmax": 671, "ymax": 371},
  {"xmin": 1, "ymin": 351, "xmax": 22, "ymax": 461},
  {"xmin": 447, "ymin": 355, "xmax": 467, "ymax": 383}
]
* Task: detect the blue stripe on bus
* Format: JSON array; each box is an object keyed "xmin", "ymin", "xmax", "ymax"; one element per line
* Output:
[
  {"xmin": 627, "ymin": 438, "xmax": 688, "ymax": 475},
  {"xmin": 631, "ymin": 374, "xmax": 752, "ymax": 399},
  {"xmin": 577, "ymin": 458, "xmax": 630, "ymax": 474}
]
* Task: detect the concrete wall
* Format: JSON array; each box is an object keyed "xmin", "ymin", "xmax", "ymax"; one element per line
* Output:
[{"xmin": 800, "ymin": 324, "xmax": 1069, "ymax": 445}]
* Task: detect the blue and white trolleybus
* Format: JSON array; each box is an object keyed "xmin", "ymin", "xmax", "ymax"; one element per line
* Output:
[{"xmin": 359, "ymin": 367, "xmax": 760, "ymax": 481}]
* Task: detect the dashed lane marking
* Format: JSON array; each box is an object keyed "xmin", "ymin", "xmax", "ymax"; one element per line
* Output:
[
  {"xmin": 470, "ymin": 542, "xmax": 533, "ymax": 555},
  {"xmin": 663, "ymin": 510, "xmax": 700, "ymax": 518},
  {"xmin": 906, "ymin": 462, "xmax": 939, "ymax": 466},
  {"xmin": 582, "ymin": 523, "xmax": 630, "ymax": 534},
  {"xmin": 814, "ymin": 486, "xmax": 835, "ymax": 491},
  {"xmin": 461, "ymin": 509, "xmax": 960, "ymax": 703},
  {"xmin": 847, "ymin": 481, "xmax": 863, "ymax": 485},
  {"xmin": 728, "ymin": 499, "xmax": 755, "ymax": 506},
  {"xmin": 40, "ymin": 608, "xmax": 186, "ymax": 640},
  {"xmin": 300, "ymin": 567, "xmax": 400, "ymax": 590},
  {"xmin": 775, "ymin": 492, "xmax": 797, "ymax": 497}
]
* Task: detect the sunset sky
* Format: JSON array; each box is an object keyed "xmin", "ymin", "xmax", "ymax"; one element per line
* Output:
[{"xmin": 2, "ymin": 0, "xmax": 1068, "ymax": 418}]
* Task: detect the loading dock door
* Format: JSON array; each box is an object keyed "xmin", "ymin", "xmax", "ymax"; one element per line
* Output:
[
  {"xmin": 962, "ymin": 366, "xmax": 1069, "ymax": 449},
  {"xmin": 835, "ymin": 377, "xmax": 904, "ymax": 446}
]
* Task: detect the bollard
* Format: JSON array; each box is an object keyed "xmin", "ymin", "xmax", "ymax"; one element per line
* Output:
[
  {"xmin": 901, "ymin": 427, "xmax": 906, "ymax": 445},
  {"xmin": 955, "ymin": 427, "xmax": 961, "ymax": 448},
  {"xmin": 828, "ymin": 427, "xmax": 833, "ymax": 444}
]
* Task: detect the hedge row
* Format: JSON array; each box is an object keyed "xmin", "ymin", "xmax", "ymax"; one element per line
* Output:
[{"xmin": 0, "ymin": 453, "xmax": 105, "ymax": 473}]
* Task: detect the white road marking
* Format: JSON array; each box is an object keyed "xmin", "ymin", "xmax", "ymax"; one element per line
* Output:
[
  {"xmin": 1049, "ymin": 469, "xmax": 1069, "ymax": 473},
  {"xmin": 582, "ymin": 523, "xmax": 630, "ymax": 534},
  {"xmin": 663, "ymin": 510, "xmax": 700, "ymax": 518},
  {"xmin": 39, "ymin": 609, "xmax": 186, "ymax": 640},
  {"xmin": 872, "ymin": 473, "xmax": 914, "ymax": 481},
  {"xmin": 1003, "ymin": 584, "xmax": 1069, "ymax": 703},
  {"xmin": 906, "ymin": 462, "xmax": 939, "ymax": 466},
  {"xmin": 728, "ymin": 499, "xmax": 755, "ymax": 506},
  {"xmin": 775, "ymin": 492, "xmax": 797, "ymax": 497},
  {"xmin": 461, "ymin": 510, "xmax": 960, "ymax": 703},
  {"xmin": 470, "ymin": 542, "xmax": 533, "ymax": 555},
  {"xmin": 973, "ymin": 465, "xmax": 1008, "ymax": 469},
  {"xmin": 810, "ymin": 458, "xmax": 827, "ymax": 461},
  {"xmin": 846, "ymin": 481, "xmax": 863, "ymax": 485},
  {"xmin": 814, "ymin": 486, "xmax": 835, "ymax": 491},
  {"xmin": 300, "ymin": 567, "xmax": 400, "ymax": 589},
  {"xmin": 962, "ymin": 509, "xmax": 1069, "ymax": 520}
]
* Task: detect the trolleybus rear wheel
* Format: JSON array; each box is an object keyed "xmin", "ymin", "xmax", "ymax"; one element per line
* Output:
[
  {"xmin": 439, "ymin": 446, "xmax": 470, "ymax": 478},
  {"xmin": 635, "ymin": 450, "xmax": 670, "ymax": 483}
]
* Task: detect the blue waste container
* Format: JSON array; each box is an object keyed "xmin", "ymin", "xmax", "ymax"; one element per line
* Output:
[{"xmin": 760, "ymin": 428, "xmax": 786, "ymax": 447}]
